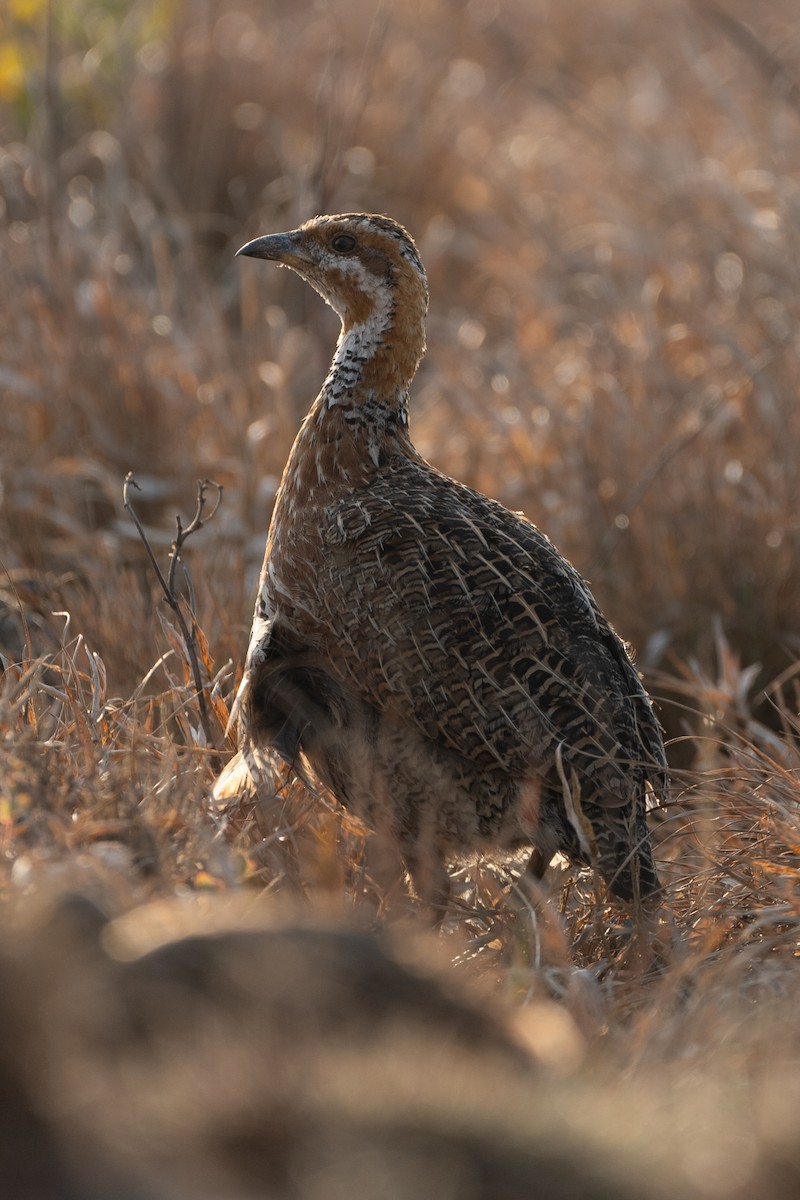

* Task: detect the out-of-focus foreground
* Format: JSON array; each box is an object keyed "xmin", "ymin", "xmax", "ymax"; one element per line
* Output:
[{"xmin": 1, "ymin": 1, "xmax": 799, "ymax": 1196}]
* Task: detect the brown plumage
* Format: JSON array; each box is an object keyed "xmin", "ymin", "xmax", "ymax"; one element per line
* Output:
[{"xmin": 215, "ymin": 213, "xmax": 667, "ymax": 908}]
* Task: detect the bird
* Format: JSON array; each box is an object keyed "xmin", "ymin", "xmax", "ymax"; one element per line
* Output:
[{"xmin": 214, "ymin": 212, "xmax": 667, "ymax": 911}]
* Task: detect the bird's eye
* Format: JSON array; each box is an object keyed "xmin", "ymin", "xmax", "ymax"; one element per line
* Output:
[{"xmin": 330, "ymin": 233, "xmax": 357, "ymax": 254}]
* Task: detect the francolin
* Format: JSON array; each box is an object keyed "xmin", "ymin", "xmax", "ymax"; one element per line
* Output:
[{"xmin": 214, "ymin": 213, "xmax": 667, "ymax": 910}]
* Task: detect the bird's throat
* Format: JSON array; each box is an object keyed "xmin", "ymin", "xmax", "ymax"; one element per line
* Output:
[{"xmin": 270, "ymin": 328, "xmax": 421, "ymax": 525}]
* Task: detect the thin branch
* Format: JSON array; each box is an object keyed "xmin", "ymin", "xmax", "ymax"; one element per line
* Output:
[
  {"xmin": 123, "ymin": 473, "xmax": 224, "ymax": 758},
  {"xmin": 123, "ymin": 474, "xmax": 172, "ymax": 596},
  {"xmin": 167, "ymin": 479, "xmax": 223, "ymax": 598}
]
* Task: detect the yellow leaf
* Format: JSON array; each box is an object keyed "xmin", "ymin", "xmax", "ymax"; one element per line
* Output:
[
  {"xmin": 0, "ymin": 43, "xmax": 26, "ymax": 103},
  {"xmin": 10, "ymin": 0, "xmax": 47, "ymax": 19}
]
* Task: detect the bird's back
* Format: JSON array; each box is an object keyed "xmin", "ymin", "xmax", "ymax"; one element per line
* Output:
[{"xmin": 253, "ymin": 449, "xmax": 665, "ymax": 901}]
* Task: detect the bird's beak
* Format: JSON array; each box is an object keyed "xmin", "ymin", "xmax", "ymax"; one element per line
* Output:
[{"xmin": 235, "ymin": 232, "xmax": 297, "ymax": 262}]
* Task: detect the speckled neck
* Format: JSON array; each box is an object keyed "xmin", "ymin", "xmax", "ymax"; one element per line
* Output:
[
  {"xmin": 268, "ymin": 259, "xmax": 428, "ymax": 524},
  {"xmin": 322, "ymin": 296, "xmax": 396, "ymax": 410}
]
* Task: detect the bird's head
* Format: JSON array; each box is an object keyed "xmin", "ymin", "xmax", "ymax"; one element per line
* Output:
[{"xmin": 236, "ymin": 213, "xmax": 429, "ymax": 340}]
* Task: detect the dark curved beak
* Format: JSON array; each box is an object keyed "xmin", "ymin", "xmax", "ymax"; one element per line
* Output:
[{"xmin": 235, "ymin": 232, "xmax": 296, "ymax": 261}]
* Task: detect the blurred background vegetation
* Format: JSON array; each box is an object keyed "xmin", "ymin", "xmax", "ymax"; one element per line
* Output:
[
  {"xmin": 1, "ymin": 12, "xmax": 800, "ymax": 1188},
  {"xmin": 3, "ymin": 0, "xmax": 800, "ymax": 719}
]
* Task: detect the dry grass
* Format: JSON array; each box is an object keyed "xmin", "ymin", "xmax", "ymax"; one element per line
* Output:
[{"xmin": 2, "ymin": 0, "xmax": 800, "ymax": 1193}]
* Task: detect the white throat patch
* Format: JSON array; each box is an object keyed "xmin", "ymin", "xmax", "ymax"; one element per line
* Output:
[{"xmin": 322, "ymin": 259, "xmax": 394, "ymax": 408}]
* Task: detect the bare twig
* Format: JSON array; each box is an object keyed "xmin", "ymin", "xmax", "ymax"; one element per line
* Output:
[
  {"xmin": 123, "ymin": 473, "xmax": 223, "ymax": 759},
  {"xmin": 166, "ymin": 479, "xmax": 223, "ymax": 597}
]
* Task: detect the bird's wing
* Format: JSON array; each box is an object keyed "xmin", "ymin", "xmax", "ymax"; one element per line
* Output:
[{"xmin": 311, "ymin": 462, "xmax": 666, "ymax": 807}]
